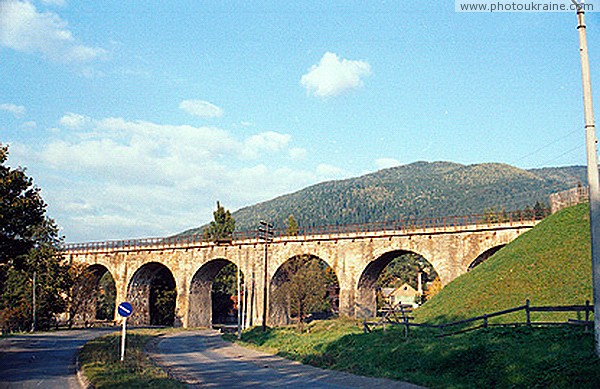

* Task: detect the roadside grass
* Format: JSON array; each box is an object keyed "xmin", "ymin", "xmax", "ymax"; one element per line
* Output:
[
  {"xmin": 234, "ymin": 319, "xmax": 600, "ymax": 388},
  {"xmin": 78, "ymin": 328, "xmax": 184, "ymax": 389}
]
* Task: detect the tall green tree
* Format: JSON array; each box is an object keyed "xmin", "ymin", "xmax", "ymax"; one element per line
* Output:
[
  {"xmin": 286, "ymin": 214, "xmax": 299, "ymax": 236},
  {"xmin": 203, "ymin": 201, "xmax": 236, "ymax": 243},
  {"xmin": 0, "ymin": 144, "xmax": 48, "ymax": 267},
  {"xmin": 0, "ymin": 144, "xmax": 70, "ymax": 332}
]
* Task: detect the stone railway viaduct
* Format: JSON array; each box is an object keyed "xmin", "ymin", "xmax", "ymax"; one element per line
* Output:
[{"xmin": 63, "ymin": 216, "xmax": 540, "ymax": 328}]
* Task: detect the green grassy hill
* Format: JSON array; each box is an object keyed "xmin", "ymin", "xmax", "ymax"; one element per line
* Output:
[{"xmin": 415, "ymin": 203, "xmax": 593, "ymax": 324}]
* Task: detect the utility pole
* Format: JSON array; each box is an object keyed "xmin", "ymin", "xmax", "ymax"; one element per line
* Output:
[
  {"xmin": 572, "ymin": 0, "xmax": 600, "ymax": 356},
  {"xmin": 258, "ymin": 220, "xmax": 274, "ymax": 331}
]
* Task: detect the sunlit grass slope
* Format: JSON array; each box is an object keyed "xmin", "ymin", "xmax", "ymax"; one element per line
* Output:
[{"xmin": 415, "ymin": 203, "xmax": 593, "ymax": 324}]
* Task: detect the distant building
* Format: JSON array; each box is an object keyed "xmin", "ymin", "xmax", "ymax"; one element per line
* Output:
[{"xmin": 381, "ymin": 283, "xmax": 420, "ymax": 307}]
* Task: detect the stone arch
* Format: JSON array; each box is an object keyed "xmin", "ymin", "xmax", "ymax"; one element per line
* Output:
[
  {"xmin": 188, "ymin": 258, "xmax": 244, "ymax": 328},
  {"xmin": 356, "ymin": 249, "xmax": 436, "ymax": 318},
  {"xmin": 71, "ymin": 264, "xmax": 116, "ymax": 325},
  {"xmin": 269, "ymin": 254, "xmax": 340, "ymax": 327},
  {"xmin": 127, "ymin": 262, "xmax": 177, "ymax": 326},
  {"xmin": 468, "ymin": 245, "xmax": 506, "ymax": 271}
]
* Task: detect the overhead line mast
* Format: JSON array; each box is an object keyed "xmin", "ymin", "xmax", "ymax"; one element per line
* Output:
[{"xmin": 571, "ymin": 0, "xmax": 600, "ymax": 357}]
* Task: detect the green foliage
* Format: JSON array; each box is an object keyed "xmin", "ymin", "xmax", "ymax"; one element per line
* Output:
[
  {"xmin": 376, "ymin": 253, "xmax": 437, "ymax": 290},
  {"xmin": 1, "ymin": 246, "xmax": 71, "ymax": 331},
  {"xmin": 0, "ymin": 144, "xmax": 71, "ymax": 332},
  {"xmin": 150, "ymin": 277, "xmax": 176, "ymax": 326},
  {"xmin": 212, "ymin": 263, "xmax": 241, "ymax": 323},
  {"xmin": 286, "ymin": 214, "xmax": 299, "ymax": 236},
  {"xmin": 482, "ymin": 206, "xmax": 508, "ymax": 223},
  {"xmin": 415, "ymin": 203, "xmax": 593, "ymax": 324},
  {"xmin": 203, "ymin": 201, "xmax": 236, "ymax": 242},
  {"xmin": 213, "ymin": 263, "xmax": 238, "ymax": 295},
  {"xmin": 79, "ymin": 329, "xmax": 184, "ymax": 388},
  {"xmin": 180, "ymin": 162, "xmax": 586, "ymax": 235},
  {"xmin": 237, "ymin": 320, "xmax": 600, "ymax": 388},
  {"xmin": 0, "ymin": 144, "xmax": 49, "ymax": 266},
  {"xmin": 272, "ymin": 256, "xmax": 338, "ymax": 330},
  {"xmin": 96, "ymin": 271, "xmax": 116, "ymax": 321}
]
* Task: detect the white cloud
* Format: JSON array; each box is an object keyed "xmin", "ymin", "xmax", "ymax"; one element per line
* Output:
[
  {"xmin": 374, "ymin": 158, "xmax": 401, "ymax": 170},
  {"xmin": 21, "ymin": 121, "xmax": 37, "ymax": 130},
  {"xmin": 242, "ymin": 131, "xmax": 291, "ymax": 159},
  {"xmin": 0, "ymin": 103, "xmax": 26, "ymax": 117},
  {"xmin": 289, "ymin": 147, "xmax": 307, "ymax": 160},
  {"xmin": 0, "ymin": 0, "xmax": 107, "ymax": 63},
  {"xmin": 300, "ymin": 52, "xmax": 371, "ymax": 98},
  {"xmin": 316, "ymin": 163, "xmax": 347, "ymax": 179},
  {"xmin": 12, "ymin": 115, "xmax": 352, "ymax": 241},
  {"xmin": 179, "ymin": 99, "xmax": 224, "ymax": 118},
  {"xmin": 59, "ymin": 112, "xmax": 90, "ymax": 129},
  {"xmin": 40, "ymin": 0, "xmax": 66, "ymax": 6}
]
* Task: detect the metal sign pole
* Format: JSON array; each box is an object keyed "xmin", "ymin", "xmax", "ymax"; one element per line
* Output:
[
  {"xmin": 120, "ymin": 317, "xmax": 127, "ymax": 362},
  {"xmin": 117, "ymin": 301, "xmax": 133, "ymax": 362}
]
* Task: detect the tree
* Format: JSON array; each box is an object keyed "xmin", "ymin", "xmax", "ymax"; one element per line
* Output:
[
  {"xmin": 0, "ymin": 144, "xmax": 48, "ymax": 267},
  {"xmin": 212, "ymin": 262, "xmax": 241, "ymax": 323},
  {"xmin": 203, "ymin": 201, "xmax": 235, "ymax": 243},
  {"xmin": 96, "ymin": 271, "xmax": 116, "ymax": 321},
  {"xmin": 424, "ymin": 277, "xmax": 443, "ymax": 301},
  {"xmin": 376, "ymin": 253, "xmax": 437, "ymax": 290},
  {"xmin": 482, "ymin": 207, "xmax": 507, "ymax": 223},
  {"xmin": 271, "ymin": 255, "xmax": 338, "ymax": 331},
  {"xmin": 533, "ymin": 200, "xmax": 549, "ymax": 219},
  {"xmin": 286, "ymin": 214, "xmax": 299, "ymax": 236},
  {"xmin": 0, "ymin": 144, "xmax": 69, "ymax": 332}
]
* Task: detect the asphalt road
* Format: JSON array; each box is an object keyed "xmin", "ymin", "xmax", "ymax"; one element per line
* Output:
[
  {"xmin": 0, "ymin": 328, "xmax": 113, "ymax": 389},
  {"xmin": 151, "ymin": 330, "xmax": 423, "ymax": 388}
]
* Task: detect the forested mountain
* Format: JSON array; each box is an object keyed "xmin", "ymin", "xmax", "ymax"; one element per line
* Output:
[{"xmin": 181, "ymin": 161, "xmax": 587, "ymax": 235}]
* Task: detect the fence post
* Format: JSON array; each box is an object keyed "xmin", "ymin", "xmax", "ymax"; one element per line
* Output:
[
  {"xmin": 526, "ymin": 299, "xmax": 531, "ymax": 326},
  {"xmin": 483, "ymin": 315, "xmax": 488, "ymax": 328},
  {"xmin": 586, "ymin": 300, "xmax": 591, "ymax": 333}
]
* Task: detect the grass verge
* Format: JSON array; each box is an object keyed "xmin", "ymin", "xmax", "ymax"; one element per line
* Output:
[
  {"xmin": 233, "ymin": 319, "xmax": 600, "ymax": 388},
  {"xmin": 78, "ymin": 328, "xmax": 185, "ymax": 389}
]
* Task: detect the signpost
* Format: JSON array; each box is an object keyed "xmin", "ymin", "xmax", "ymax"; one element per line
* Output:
[{"xmin": 117, "ymin": 302, "xmax": 133, "ymax": 362}]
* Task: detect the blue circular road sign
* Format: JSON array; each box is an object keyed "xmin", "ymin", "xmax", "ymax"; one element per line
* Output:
[{"xmin": 117, "ymin": 302, "xmax": 133, "ymax": 318}]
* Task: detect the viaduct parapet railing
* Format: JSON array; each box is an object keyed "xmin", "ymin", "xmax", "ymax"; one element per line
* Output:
[
  {"xmin": 549, "ymin": 186, "xmax": 589, "ymax": 214},
  {"xmin": 62, "ymin": 210, "xmax": 547, "ymax": 253}
]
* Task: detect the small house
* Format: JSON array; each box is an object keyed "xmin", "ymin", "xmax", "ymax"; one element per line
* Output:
[{"xmin": 381, "ymin": 283, "xmax": 420, "ymax": 307}]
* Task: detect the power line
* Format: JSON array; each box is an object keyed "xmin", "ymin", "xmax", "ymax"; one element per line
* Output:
[
  {"xmin": 511, "ymin": 128, "xmax": 579, "ymax": 166},
  {"xmin": 538, "ymin": 144, "xmax": 584, "ymax": 167}
]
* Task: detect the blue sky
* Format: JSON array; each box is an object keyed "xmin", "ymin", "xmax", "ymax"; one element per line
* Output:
[{"xmin": 1, "ymin": 0, "xmax": 599, "ymax": 242}]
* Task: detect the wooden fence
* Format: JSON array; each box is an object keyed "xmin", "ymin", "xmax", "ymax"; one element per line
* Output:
[{"xmin": 364, "ymin": 300, "xmax": 594, "ymax": 338}]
